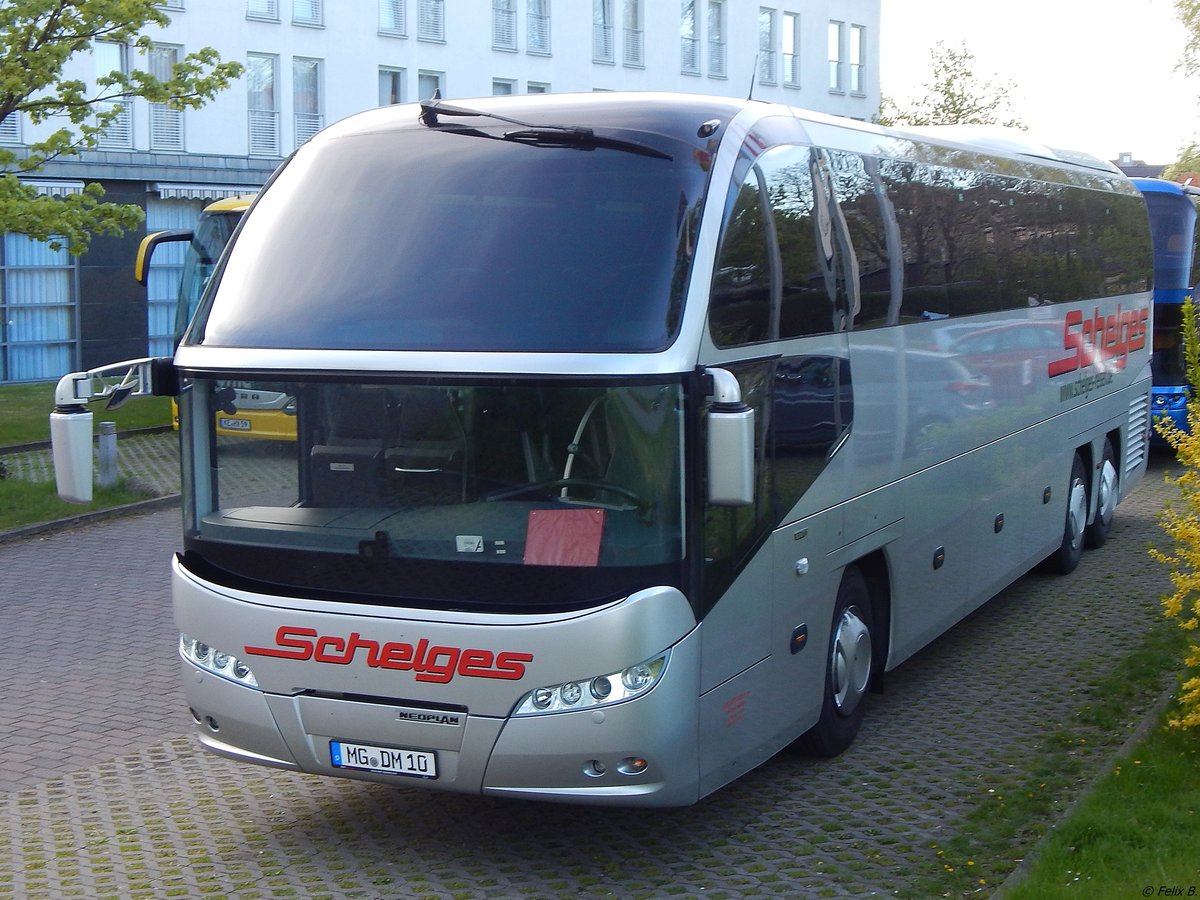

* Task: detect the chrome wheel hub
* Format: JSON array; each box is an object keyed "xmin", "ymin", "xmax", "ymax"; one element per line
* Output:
[{"xmin": 831, "ymin": 606, "xmax": 872, "ymax": 716}]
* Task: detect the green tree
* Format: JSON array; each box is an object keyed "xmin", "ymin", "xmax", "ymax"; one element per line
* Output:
[
  {"xmin": 1162, "ymin": 141, "xmax": 1200, "ymax": 181},
  {"xmin": 878, "ymin": 41, "xmax": 1024, "ymax": 130},
  {"xmin": 1177, "ymin": 0, "xmax": 1200, "ymax": 76},
  {"xmin": 0, "ymin": 0, "xmax": 242, "ymax": 253}
]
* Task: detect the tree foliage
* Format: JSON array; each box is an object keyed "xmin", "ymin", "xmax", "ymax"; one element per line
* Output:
[
  {"xmin": 878, "ymin": 41, "xmax": 1025, "ymax": 130},
  {"xmin": 1149, "ymin": 295, "xmax": 1200, "ymax": 731},
  {"xmin": 1177, "ymin": 0, "xmax": 1200, "ymax": 77},
  {"xmin": 0, "ymin": 0, "xmax": 242, "ymax": 252}
]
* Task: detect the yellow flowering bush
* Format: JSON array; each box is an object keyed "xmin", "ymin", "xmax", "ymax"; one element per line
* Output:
[{"xmin": 1150, "ymin": 295, "xmax": 1200, "ymax": 730}]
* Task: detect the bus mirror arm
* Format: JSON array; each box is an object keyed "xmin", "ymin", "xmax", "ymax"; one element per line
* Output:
[
  {"xmin": 52, "ymin": 356, "xmax": 178, "ymax": 412},
  {"xmin": 704, "ymin": 367, "xmax": 756, "ymax": 507}
]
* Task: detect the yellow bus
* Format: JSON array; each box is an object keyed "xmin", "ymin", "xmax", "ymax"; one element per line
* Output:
[{"xmin": 136, "ymin": 196, "xmax": 297, "ymax": 441}]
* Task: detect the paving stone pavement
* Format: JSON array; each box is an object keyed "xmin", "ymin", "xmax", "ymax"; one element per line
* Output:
[{"xmin": 0, "ymin": 442, "xmax": 1188, "ymax": 899}]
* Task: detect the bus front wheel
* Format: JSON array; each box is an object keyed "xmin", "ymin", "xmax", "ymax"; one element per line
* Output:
[{"xmin": 791, "ymin": 566, "xmax": 875, "ymax": 758}]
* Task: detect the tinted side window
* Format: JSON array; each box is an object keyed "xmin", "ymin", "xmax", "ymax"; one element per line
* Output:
[{"xmin": 709, "ymin": 171, "xmax": 773, "ymax": 346}]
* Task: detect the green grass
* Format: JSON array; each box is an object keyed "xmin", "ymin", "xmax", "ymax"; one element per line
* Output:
[
  {"xmin": 0, "ymin": 380, "xmax": 171, "ymax": 447},
  {"xmin": 0, "ymin": 473, "xmax": 156, "ymax": 533},
  {"xmin": 1003, "ymin": 716, "xmax": 1200, "ymax": 898},
  {"xmin": 909, "ymin": 610, "xmax": 1195, "ymax": 898}
]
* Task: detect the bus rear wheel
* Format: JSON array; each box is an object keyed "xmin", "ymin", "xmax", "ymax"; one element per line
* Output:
[
  {"xmin": 1045, "ymin": 452, "xmax": 1087, "ymax": 575},
  {"xmin": 791, "ymin": 566, "xmax": 874, "ymax": 758},
  {"xmin": 1085, "ymin": 439, "xmax": 1117, "ymax": 549}
]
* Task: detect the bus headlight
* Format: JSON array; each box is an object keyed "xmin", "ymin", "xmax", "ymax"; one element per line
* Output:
[
  {"xmin": 180, "ymin": 633, "xmax": 259, "ymax": 689},
  {"xmin": 513, "ymin": 652, "xmax": 668, "ymax": 716}
]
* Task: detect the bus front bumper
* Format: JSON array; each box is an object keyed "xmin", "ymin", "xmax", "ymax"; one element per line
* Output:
[{"xmin": 180, "ymin": 634, "xmax": 702, "ymax": 807}]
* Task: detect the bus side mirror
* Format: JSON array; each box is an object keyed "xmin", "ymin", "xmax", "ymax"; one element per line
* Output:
[
  {"xmin": 705, "ymin": 368, "xmax": 755, "ymax": 506},
  {"xmin": 134, "ymin": 229, "xmax": 193, "ymax": 286}
]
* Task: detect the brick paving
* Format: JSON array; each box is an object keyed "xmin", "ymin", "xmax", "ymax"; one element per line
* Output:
[{"xmin": 0, "ymin": 440, "xmax": 1186, "ymax": 898}]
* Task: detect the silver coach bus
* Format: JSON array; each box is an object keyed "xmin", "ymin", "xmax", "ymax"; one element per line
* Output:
[{"xmin": 62, "ymin": 93, "xmax": 1153, "ymax": 806}]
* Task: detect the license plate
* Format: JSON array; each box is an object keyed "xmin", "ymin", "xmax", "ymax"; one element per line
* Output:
[
  {"xmin": 218, "ymin": 417, "xmax": 252, "ymax": 431},
  {"xmin": 330, "ymin": 740, "xmax": 437, "ymax": 779}
]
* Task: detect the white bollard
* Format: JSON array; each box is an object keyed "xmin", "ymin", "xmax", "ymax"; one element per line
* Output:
[{"xmin": 50, "ymin": 407, "xmax": 94, "ymax": 503}]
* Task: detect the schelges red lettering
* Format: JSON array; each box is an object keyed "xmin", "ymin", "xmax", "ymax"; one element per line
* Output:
[
  {"xmin": 243, "ymin": 627, "xmax": 533, "ymax": 683},
  {"xmin": 1047, "ymin": 305, "xmax": 1148, "ymax": 379},
  {"xmin": 244, "ymin": 626, "xmax": 317, "ymax": 660}
]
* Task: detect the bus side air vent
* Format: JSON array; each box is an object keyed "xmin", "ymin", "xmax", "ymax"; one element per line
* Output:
[{"xmin": 1125, "ymin": 394, "xmax": 1151, "ymax": 475}]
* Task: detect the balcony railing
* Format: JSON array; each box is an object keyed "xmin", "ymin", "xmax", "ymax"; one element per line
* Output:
[
  {"xmin": 623, "ymin": 27, "xmax": 643, "ymax": 66},
  {"xmin": 681, "ymin": 36, "xmax": 699, "ymax": 75},
  {"xmin": 248, "ymin": 108, "xmax": 280, "ymax": 156},
  {"xmin": 708, "ymin": 39, "xmax": 726, "ymax": 77},
  {"xmin": 528, "ymin": 13, "xmax": 550, "ymax": 54},
  {"xmin": 294, "ymin": 112, "xmax": 324, "ymax": 147},
  {"xmin": 493, "ymin": 7, "xmax": 516, "ymax": 49},
  {"xmin": 593, "ymin": 23, "xmax": 613, "ymax": 63}
]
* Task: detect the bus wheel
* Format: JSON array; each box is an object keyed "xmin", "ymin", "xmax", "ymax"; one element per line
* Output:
[
  {"xmin": 792, "ymin": 566, "xmax": 874, "ymax": 757},
  {"xmin": 1085, "ymin": 439, "xmax": 1118, "ymax": 549},
  {"xmin": 1046, "ymin": 453, "xmax": 1087, "ymax": 575}
]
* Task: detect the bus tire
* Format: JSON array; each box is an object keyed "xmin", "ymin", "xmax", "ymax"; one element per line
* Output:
[
  {"xmin": 791, "ymin": 566, "xmax": 874, "ymax": 758},
  {"xmin": 1085, "ymin": 439, "xmax": 1118, "ymax": 549},
  {"xmin": 1045, "ymin": 453, "xmax": 1087, "ymax": 575}
]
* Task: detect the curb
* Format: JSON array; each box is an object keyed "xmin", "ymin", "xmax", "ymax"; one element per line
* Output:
[{"xmin": 0, "ymin": 493, "xmax": 181, "ymax": 546}]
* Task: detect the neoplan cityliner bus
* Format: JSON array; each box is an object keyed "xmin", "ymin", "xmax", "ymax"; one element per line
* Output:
[{"xmin": 52, "ymin": 93, "xmax": 1153, "ymax": 806}]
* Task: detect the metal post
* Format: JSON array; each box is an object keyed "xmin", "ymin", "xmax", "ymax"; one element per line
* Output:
[{"xmin": 97, "ymin": 421, "xmax": 117, "ymax": 488}]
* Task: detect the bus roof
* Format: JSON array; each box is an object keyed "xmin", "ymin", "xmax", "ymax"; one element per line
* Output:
[
  {"xmin": 1130, "ymin": 177, "xmax": 1200, "ymax": 198},
  {"xmin": 203, "ymin": 194, "xmax": 256, "ymax": 214}
]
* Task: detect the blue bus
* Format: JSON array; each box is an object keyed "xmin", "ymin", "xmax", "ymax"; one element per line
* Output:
[{"xmin": 1132, "ymin": 178, "xmax": 1200, "ymax": 439}]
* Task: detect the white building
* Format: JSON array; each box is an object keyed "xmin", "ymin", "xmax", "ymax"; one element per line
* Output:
[{"xmin": 0, "ymin": 0, "xmax": 880, "ymax": 382}]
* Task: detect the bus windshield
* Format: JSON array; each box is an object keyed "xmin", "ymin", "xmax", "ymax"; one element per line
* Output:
[
  {"xmin": 179, "ymin": 375, "xmax": 686, "ymax": 612},
  {"xmin": 188, "ymin": 124, "xmax": 709, "ymax": 353},
  {"xmin": 175, "ymin": 208, "xmax": 243, "ymax": 337}
]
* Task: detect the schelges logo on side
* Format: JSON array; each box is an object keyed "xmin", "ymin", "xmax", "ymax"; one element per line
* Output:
[
  {"xmin": 244, "ymin": 626, "xmax": 534, "ymax": 684},
  {"xmin": 1047, "ymin": 303, "xmax": 1149, "ymax": 401}
]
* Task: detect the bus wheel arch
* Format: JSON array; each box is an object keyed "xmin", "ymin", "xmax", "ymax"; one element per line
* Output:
[
  {"xmin": 790, "ymin": 560, "xmax": 886, "ymax": 757},
  {"xmin": 1085, "ymin": 434, "xmax": 1119, "ymax": 549}
]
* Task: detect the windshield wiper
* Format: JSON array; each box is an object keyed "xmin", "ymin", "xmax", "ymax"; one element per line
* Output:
[{"xmin": 418, "ymin": 99, "xmax": 672, "ymax": 161}]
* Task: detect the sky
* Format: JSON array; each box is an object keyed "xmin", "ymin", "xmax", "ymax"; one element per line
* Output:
[{"xmin": 879, "ymin": 0, "xmax": 1200, "ymax": 164}]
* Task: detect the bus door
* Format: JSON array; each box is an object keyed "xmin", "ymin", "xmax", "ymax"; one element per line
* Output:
[{"xmin": 697, "ymin": 139, "xmax": 856, "ymax": 773}]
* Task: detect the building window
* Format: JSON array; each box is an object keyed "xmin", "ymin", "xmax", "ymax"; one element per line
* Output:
[
  {"xmin": 493, "ymin": 0, "xmax": 516, "ymax": 50},
  {"xmin": 528, "ymin": 0, "xmax": 550, "ymax": 54},
  {"xmin": 145, "ymin": 198, "xmax": 203, "ymax": 357},
  {"xmin": 828, "ymin": 20, "xmax": 844, "ymax": 91},
  {"xmin": 681, "ymin": 1, "xmax": 699, "ymax": 75},
  {"xmin": 93, "ymin": 42, "xmax": 132, "ymax": 149},
  {"xmin": 418, "ymin": 0, "xmax": 444, "ymax": 41},
  {"xmin": 161, "ymin": 0, "xmax": 185, "ymax": 8},
  {"xmin": 293, "ymin": 57, "xmax": 323, "ymax": 148},
  {"xmin": 247, "ymin": 0, "xmax": 278, "ymax": 21},
  {"xmin": 782, "ymin": 11, "xmax": 799, "ymax": 87},
  {"xmin": 417, "ymin": 70, "xmax": 444, "ymax": 101},
  {"xmin": 493, "ymin": 78, "xmax": 516, "ymax": 95},
  {"xmin": 0, "ymin": 113, "xmax": 21, "ymax": 145},
  {"xmin": 593, "ymin": 0, "xmax": 614, "ymax": 63},
  {"xmin": 247, "ymin": 53, "xmax": 279, "ymax": 155},
  {"xmin": 149, "ymin": 44, "xmax": 184, "ymax": 151},
  {"xmin": 758, "ymin": 8, "xmax": 776, "ymax": 86},
  {"xmin": 1, "ymin": 234, "xmax": 77, "ymax": 383},
  {"xmin": 528, "ymin": 81, "xmax": 550, "ymax": 93},
  {"xmin": 849, "ymin": 24, "xmax": 865, "ymax": 94},
  {"xmin": 707, "ymin": 0, "xmax": 725, "ymax": 77},
  {"xmin": 293, "ymin": 0, "xmax": 322, "ymax": 26},
  {"xmin": 623, "ymin": 0, "xmax": 643, "ymax": 67},
  {"xmin": 379, "ymin": 67, "xmax": 405, "ymax": 105},
  {"xmin": 380, "ymin": 0, "xmax": 406, "ymax": 36}
]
